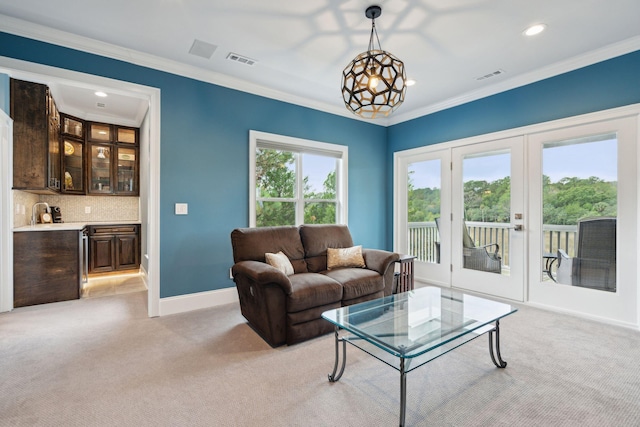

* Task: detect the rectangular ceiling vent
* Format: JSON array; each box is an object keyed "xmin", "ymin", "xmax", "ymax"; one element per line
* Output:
[
  {"xmin": 189, "ymin": 39, "xmax": 217, "ymax": 59},
  {"xmin": 226, "ymin": 52, "xmax": 257, "ymax": 66},
  {"xmin": 476, "ymin": 69, "xmax": 506, "ymax": 81},
  {"xmin": 96, "ymin": 102, "xmax": 107, "ymax": 108}
]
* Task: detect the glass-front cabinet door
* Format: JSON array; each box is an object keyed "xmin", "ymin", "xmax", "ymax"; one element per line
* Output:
[
  {"xmin": 116, "ymin": 127, "xmax": 137, "ymax": 145},
  {"xmin": 47, "ymin": 93, "xmax": 61, "ymax": 191},
  {"xmin": 62, "ymin": 115, "xmax": 84, "ymax": 139},
  {"xmin": 62, "ymin": 138, "xmax": 84, "ymax": 193},
  {"xmin": 61, "ymin": 114, "xmax": 84, "ymax": 194},
  {"xmin": 89, "ymin": 122, "xmax": 112, "ymax": 142},
  {"xmin": 89, "ymin": 144, "xmax": 112, "ymax": 193},
  {"xmin": 116, "ymin": 146, "xmax": 137, "ymax": 194}
]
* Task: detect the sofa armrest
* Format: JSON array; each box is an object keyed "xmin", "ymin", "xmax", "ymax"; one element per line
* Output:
[
  {"xmin": 232, "ymin": 260, "xmax": 293, "ymax": 295},
  {"xmin": 362, "ymin": 249, "xmax": 400, "ymax": 275}
]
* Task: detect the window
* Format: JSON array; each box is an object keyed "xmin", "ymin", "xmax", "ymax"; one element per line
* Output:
[{"xmin": 249, "ymin": 131, "xmax": 348, "ymax": 227}]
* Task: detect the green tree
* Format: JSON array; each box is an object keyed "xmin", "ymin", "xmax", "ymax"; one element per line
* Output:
[
  {"xmin": 304, "ymin": 171, "xmax": 337, "ymax": 224},
  {"xmin": 255, "ymin": 149, "xmax": 296, "ymax": 226},
  {"xmin": 256, "ymin": 149, "xmax": 338, "ymax": 226}
]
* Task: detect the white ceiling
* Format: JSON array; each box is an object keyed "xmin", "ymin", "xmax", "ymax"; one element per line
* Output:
[{"xmin": 1, "ymin": 0, "xmax": 640, "ymax": 126}]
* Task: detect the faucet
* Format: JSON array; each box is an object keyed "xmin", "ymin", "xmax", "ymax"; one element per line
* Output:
[{"xmin": 31, "ymin": 202, "xmax": 50, "ymax": 226}]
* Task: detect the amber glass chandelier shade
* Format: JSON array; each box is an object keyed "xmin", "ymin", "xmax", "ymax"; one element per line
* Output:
[{"xmin": 341, "ymin": 5, "xmax": 407, "ymax": 119}]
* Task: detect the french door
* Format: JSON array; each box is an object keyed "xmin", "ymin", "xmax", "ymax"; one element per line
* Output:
[
  {"xmin": 527, "ymin": 117, "xmax": 637, "ymax": 325},
  {"xmin": 395, "ymin": 107, "xmax": 639, "ymax": 326},
  {"xmin": 395, "ymin": 149, "xmax": 451, "ymax": 287},
  {"xmin": 450, "ymin": 137, "xmax": 525, "ymax": 301}
]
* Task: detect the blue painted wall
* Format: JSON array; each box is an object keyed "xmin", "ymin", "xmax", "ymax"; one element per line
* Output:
[
  {"xmin": 385, "ymin": 50, "xmax": 640, "ymax": 247},
  {"xmin": 389, "ymin": 50, "xmax": 640, "ymax": 152},
  {"xmin": 0, "ymin": 32, "xmax": 389, "ymax": 298}
]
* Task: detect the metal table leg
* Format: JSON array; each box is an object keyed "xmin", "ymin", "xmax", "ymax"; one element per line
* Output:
[
  {"xmin": 399, "ymin": 357, "xmax": 407, "ymax": 427},
  {"xmin": 328, "ymin": 326, "xmax": 347, "ymax": 382},
  {"xmin": 489, "ymin": 319, "xmax": 507, "ymax": 368}
]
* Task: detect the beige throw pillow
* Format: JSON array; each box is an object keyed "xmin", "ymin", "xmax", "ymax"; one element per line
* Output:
[
  {"xmin": 327, "ymin": 245, "xmax": 366, "ymax": 270},
  {"xmin": 265, "ymin": 251, "xmax": 294, "ymax": 276}
]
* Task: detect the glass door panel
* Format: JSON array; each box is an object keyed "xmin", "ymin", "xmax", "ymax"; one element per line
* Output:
[
  {"xmin": 62, "ymin": 116, "xmax": 83, "ymax": 139},
  {"xmin": 116, "ymin": 146, "xmax": 137, "ymax": 194},
  {"xmin": 461, "ymin": 151, "xmax": 510, "ymax": 275},
  {"xmin": 542, "ymin": 134, "xmax": 617, "ymax": 291},
  {"xmin": 62, "ymin": 139, "xmax": 84, "ymax": 193},
  {"xmin": 117, "ymin": 128, "xmax": 137, "ymax": 144},
  {"xmin": 89, "ymin": 123, "xmax": 112, "ymax": 142},
  {"xmin": 452, "ymin": 137, "xmax": 525, "ymax": 301},
  {"xmin": 407, "ymin": 159, "xmax": 441, "ymax": 264},
  {"xmin": 90, "ymin": 144, "xmax": 112, "ymax": 193}
]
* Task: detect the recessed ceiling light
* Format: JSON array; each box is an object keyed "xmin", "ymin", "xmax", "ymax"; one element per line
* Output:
[
  {"xmin": 406, "ymin": 79, "xmax": 416, "ymax": 87},
  {"xmin": 95, "ymin": 91, "xmax": 108, "ymax": 97},
  {"xmin": 524, "ymin": 24, "xmax": 546, "ymax": 37}
]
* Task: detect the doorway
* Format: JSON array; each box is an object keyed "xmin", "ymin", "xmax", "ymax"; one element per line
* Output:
[
  {"xmin": 394, "ymin": 106, "xmax": 639, "ymax": 326},
  {"xmin": 0, "ymin": 58, "xmax": 161, "ymax": 317}
]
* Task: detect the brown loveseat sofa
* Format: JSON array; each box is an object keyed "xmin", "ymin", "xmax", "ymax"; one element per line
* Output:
[{"xmin": 230, "ymin": 224, "xmax": 399, "ymax": 346}]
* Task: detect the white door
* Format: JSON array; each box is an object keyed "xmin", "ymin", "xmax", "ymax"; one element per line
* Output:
[
  {"xmin": 527, "ymin": 117, "xmax": 637, "ymax": 325},
  {"xmin": 395, "ymin": 149, "xmax": 451, "ymax": 287},
  {"xmin": 0, "ymin": 109, "xmax": 12, "ymax": 312},
  {"xmin": 450, "ymin": 137, "xmax": 525, "ymax": 301}
]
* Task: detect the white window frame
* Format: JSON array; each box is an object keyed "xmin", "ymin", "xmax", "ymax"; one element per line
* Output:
[{"xmin": 249, "ymin": 130, "xmax": 348, "ymax": 227}]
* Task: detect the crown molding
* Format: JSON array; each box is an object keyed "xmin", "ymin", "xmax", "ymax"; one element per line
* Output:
[
  {"xmin": 1, "ymin": 14, "xmax": 637, "ymax": 128},
  {"xmin": 389, "ymin": 36, "xmax": 640, "ymax": 126},
  {"xmin": 0, "ymin": 14, "xmax": 385, "ymax": 125}
]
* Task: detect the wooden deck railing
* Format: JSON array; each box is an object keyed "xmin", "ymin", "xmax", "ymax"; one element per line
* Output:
[{"xmin": 407, "ymin": 221, "xmax": 578, "ymax": 265}]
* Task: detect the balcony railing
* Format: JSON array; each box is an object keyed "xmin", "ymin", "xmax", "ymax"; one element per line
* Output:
[{"xmin": 408, "ymin": 221, "xmax": 578, "ymax": 265}]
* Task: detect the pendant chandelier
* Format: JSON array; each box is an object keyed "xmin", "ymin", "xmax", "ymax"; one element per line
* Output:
[{"xmin": 341, "ymin": 5, "xmax": 407, "ymax": 119}]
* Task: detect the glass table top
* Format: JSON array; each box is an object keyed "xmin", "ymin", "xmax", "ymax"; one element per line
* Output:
[{"xmin": 322, "ymin": 286, "xmax": 517, "ymax": 360}]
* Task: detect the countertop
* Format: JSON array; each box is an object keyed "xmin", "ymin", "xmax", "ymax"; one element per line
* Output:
[{"xmin": 14, "ymin": 221, "xmax": 141, "ymax": 232}]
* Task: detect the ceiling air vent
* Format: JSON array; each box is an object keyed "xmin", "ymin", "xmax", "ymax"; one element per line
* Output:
[
  {"xmin": 96, "ymin": 102, "xmax": 106, "ymax": 108},
  {"xmin": 189, "ymin": 39, "xmax": 217, "ymax": 59},
  {"xmin": 226, "ymin": 52, "xmax": 257, "ymax": 66},
  {"xmin": 476, "ymin": 69, "xmax": 506, "ymax": 81}
]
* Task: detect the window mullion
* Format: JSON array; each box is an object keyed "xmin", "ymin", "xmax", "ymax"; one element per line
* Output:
[{"xmin": 295, "ymin": 152, "xmax": 305, "ymax": 225}]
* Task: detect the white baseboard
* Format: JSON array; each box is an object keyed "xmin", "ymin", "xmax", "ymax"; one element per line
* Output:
[{"xmin": 158, "ymin": 287, "xmax": 239, "ymax": 316}]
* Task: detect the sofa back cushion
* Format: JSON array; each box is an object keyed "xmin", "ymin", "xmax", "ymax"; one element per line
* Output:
[
  {"xmin": 231, "ymin": 227, "xmax": 308, "ymax": 273},
  {"xmin": 300, "ymin": 225, "xmax": 354, "ymax": 272}
]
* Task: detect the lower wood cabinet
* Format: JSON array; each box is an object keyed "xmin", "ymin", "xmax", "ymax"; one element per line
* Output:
[
  {"xmin": 88, "ymin": 224, "xmax": 140, "ymax": 274},
  {"xmin": 14, "ymin": 230, "xmax": 81, "ymax": 307}
]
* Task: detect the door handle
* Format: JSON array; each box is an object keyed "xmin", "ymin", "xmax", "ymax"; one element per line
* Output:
[{"xmin": 513, "ymin": 224, "xmax": 523, "ymax": 231}]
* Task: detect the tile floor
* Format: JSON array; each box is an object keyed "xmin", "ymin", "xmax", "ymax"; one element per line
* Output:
[{"xmin": 81, "ymin": 273, "xmax": 147, "ymax": 298}]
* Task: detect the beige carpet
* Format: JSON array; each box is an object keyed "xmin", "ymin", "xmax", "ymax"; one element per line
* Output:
[{"xmin": 1, "ymin": 290, "xmax": 640, "ymax": 426}]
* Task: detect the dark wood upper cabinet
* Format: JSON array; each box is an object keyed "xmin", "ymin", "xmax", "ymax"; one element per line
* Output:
[
  {"xmin": 11, "ymin": 78, "xmax": 61, "ymax": 193},
  {"xmin": 11, "ymin": 79, "xmax": 139, "ymax": 197},
  {"xmin": 87, "ymin": 122, "xmax": 139, "ymax": 196}
]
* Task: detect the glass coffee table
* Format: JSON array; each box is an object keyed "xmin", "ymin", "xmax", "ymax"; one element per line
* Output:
[{"xmin": 322, "ymin": 286, "xmax": 517, "ymax": 426}]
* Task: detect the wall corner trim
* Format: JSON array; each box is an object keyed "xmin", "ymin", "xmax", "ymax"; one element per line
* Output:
[{"xmin": 158, "ymin": 287, "xmax": 238, "ymax": 317}]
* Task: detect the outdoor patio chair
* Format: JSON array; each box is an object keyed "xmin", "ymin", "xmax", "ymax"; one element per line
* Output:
[
  {"xmin": 434, "ymin": 218, "xmax": 502, "ymax": 273},
  {"xmin": 556, "ymin": 217, "xmax": 616, "ymax": 292},
  {"xmin": 462, "ymin": 221, "xmax": 502, "ymax": 273}
]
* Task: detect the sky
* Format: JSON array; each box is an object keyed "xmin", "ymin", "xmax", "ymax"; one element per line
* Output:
[{"xmin": 301, "ymin": 153, "xmax": 336, "ymax": 193}]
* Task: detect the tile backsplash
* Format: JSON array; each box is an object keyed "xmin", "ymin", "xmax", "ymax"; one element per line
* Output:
[{"xmin": 13, "ymin": 190, "xmax": 139, "ymax": 227}]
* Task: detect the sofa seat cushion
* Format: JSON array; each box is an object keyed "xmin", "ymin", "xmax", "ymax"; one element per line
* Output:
[
  {"xmin": 287, "ymin": 273, "xmax": 343, "ymax": 313},
  {"xmin": 322, "ymin": 268, "xmax": 384, "ymax": 301}
]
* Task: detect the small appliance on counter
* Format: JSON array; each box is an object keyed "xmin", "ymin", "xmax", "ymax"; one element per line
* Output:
[{"xmin": 50, "ymin": 206, "xmax": 63, "ymax": 223}]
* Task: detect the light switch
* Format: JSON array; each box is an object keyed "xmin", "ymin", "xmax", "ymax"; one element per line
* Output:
[
  {"xmin": 85, "ymin": 206, "xmax": 91, "ymax": 214},
  {"xmin": 175, "ymin": 203, "xmax": 188, "ymax": 215}
]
